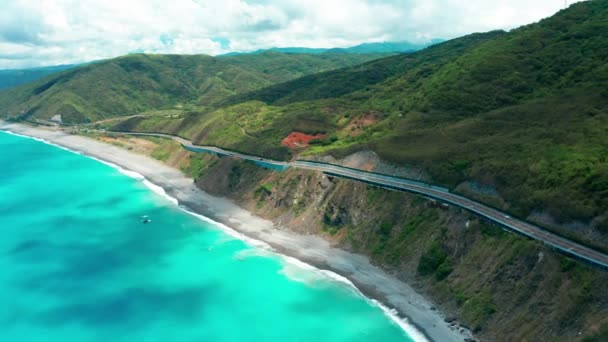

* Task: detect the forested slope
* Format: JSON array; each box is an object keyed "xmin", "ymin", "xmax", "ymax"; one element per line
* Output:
[{"xmin": 116, "ymin": 0, "xmax": 608, "ymax": 246}]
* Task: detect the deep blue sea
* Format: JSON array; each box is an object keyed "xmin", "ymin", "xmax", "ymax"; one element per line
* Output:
[{"xmin": 0, "ymin": 131, "xmax": 417, "ymax": 342}]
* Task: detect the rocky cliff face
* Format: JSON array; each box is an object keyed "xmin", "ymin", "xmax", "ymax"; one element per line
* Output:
[{"xmin": 188, "ymin": 153, "xmax": 608, "ymax": 341}]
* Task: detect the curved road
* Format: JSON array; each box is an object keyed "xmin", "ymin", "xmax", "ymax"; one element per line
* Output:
[{"xmin": 117, "ymin": 131, "xmax": 608, "ymax": 270}]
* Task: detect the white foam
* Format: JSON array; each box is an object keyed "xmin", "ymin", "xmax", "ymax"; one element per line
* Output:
[
  {"xmin": 278, "ymin": 255, "xmax": 329, "ymax": 285},
  {"xmin": 117, "ymin": 168, "xmax": 145, "ymax": 181},
  {"xmin": 3, "ymin": 127, "xmax": 429, "ymax": 341},
  {"xmin": 278, "ymin": 254, "xmax": 358, "ymax": 290},
  {"xmin": 373, "ymin": 300, "xmax": 430, "ymax": 342},
  {"xmin": 178, "ymin": 207, "xmax": 272, "ymax": 250},
  {"xmin": 277, "ymin": 254, "xmax": 428, "ymax": 342},
  {"xmin": 79, "ymin": 153, "xmax": 181, "ymax": 208},
  {"xmin": 81, "ymin": 154, "xmax": 182, "ymax": 209},
  {"xmin": 2, "ymin": 129, "xmax": 85, "ymax": 155},
  {"xmin": 319, "ymin": 269, "xmax": 359, "ymax": 288},
  {"xmin": 2, "ymin": 128, "xmax": 179, "ymax": 207},
  {"xmin": 142, "ymin": 179, "xmax": 179, "ymax": 205},
  {"xmin": 80, "ymin": 156, "xmax": 179, "ymax": 208}
]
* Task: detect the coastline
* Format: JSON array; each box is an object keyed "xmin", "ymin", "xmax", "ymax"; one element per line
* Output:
[{"xmin": 0, "ymin": 121, "xmax": 473, "ymax": 342}]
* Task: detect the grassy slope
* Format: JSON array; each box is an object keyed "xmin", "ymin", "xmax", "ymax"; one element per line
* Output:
[
  {"xmin": 221, "ymin": 31, "xmax": 504, "ymax": 107},
  {"xmin": 0, "ymin": 52, "xmax": 385, "ymax": 123},
  {"xmin": 117, "ymin": 1, "xmax": 608, "ymax": 246},
  {"xmin": 109, "ymin": 32, "xmax": 503, "ymax": 159}
]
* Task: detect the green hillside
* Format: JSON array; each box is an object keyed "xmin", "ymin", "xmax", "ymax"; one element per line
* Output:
[
  {"xmin": 0, "ymin": 52, "xmax": 385, "ymax": 123},
  {"xmin": 2, "ymin": 0, "xmax": 607, "ymax": 248},
  {"xmin": 221, "ymin": 31, "xmax": 503, "ymax": 106},
  {"xmin": 115, "ymin": 0, "xmax": 608, "ymax": 247},
  {"xmin": 0, "ymin": 64, "xmax": 78, "ymax": 90}
]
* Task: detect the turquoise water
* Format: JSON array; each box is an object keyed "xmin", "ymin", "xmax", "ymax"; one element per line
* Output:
[{"xmin": 0, "ymin": 131, "xmax": 415, "ymax": 342}]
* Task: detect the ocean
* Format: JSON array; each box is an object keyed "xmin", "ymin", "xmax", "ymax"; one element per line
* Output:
[{"xmin": 0, "ymin": 131, "xmax": 417, "ymax": 342}]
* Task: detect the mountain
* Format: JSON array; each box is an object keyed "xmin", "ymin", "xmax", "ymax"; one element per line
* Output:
[
  {"xmin": 221, "ymin": 39, "xmax": 443, "ymax": 56},
  {"xmin": 1, "ymin": 0, "xmax": 606, "ymax": 253},
  {"xmin": 0, "ymin": 52, "xmax": 385, "ymax": 123},
  {"xmin": 2, "ymin": 1, "xmax": 608, "ymax": 340},
  {"xmin": 116, "ymin": 0, "xmax": 608, "ymax": 249},
  {"xmin": 0, "ymin": 39, "xmax": 440, "ymax": 90},
  {"xmin": 221, "ymin": 32, "xmax": 502, "ymax": 107},
  {"xmin": 221, "ymin": 47, "xmax": 330, "ymax": 56},
  {"xmin": 333, "ymin": 40, "xmax": 444, "ymax": 54},
  {"xmin": 0, "ymin": 64, "xmax": 78, "ymax": 90},
  {"xmin": 107, "ymin": 3, "xmax": 608, "ymax": 339}
]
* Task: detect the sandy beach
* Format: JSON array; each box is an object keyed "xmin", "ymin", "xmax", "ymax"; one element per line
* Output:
[{"xmin": 0, "ymin": 121, "xmax": 472, "ymax": 342}]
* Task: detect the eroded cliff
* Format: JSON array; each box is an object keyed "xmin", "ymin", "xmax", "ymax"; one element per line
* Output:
[{"xmin": 191, "ymin": 153, "xmax": 608, "ymax": 341}]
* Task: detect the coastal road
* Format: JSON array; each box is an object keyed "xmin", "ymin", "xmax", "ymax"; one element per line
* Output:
[{"xmin": 115, "ymin": 131, "xmax": 608, "ymax": 270}]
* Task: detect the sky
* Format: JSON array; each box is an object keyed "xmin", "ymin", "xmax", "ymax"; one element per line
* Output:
[{"xmin": 0, "ymin": 0, "xmax": 585, "ymax": 69}]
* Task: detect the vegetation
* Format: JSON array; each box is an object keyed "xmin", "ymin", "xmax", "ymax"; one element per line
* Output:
[
  {"xmin": 2, "ymin": 2, "xmax": 606, "ymax": 340},
  {"xmin": 181, "ymin": 154, "xmax": 218, "ymax": 179},
  {"xmin": 0, "ymin": 52, "xmax": 385, "ymax": 123},
  {"xmin": 417, "ymin": 241, "xmax": 448, "ymax": 276},
  {"xmin": 222, "ymin": 31, "xmax": 503, "ymax": 106},
  {"xmin": 149, "ymin": 137, "xmax": 175, "ymax": 161},
  {"xmin": 188, "ymin": 155, "xmax": 608, "ymax": 341},
  {"xmin": 0, "ymin": 64, "xmax": 77, "ymax": 90},
  {"xmin": 2, "ymin": 0, "xmax": 607, "ymax": 253},
  {"xmin": 111, "ymin": 0, "xmax": 608, "ymax": 246},
  {"xmin": 584, "ymin": 325, "xmax": 608, "ymax": 342},
  {"xmin": 335, "ymin": 182, "xmax": 608, "ymax": 340}
]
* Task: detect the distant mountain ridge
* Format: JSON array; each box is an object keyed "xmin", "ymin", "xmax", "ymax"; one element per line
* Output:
[
  {"xmin": 0, "ymin": 64, "xmax": 78, "ymax": 90},
  {"xmin": 0, "ymin": 40, "xmax": 442, "ymax": 91},
  {"xmin": 221, "ymin": 39, "xmax": 444, "ymax": 56},
  {"xmin": 0, "ymin": 52, "xmax": 386, "ymax": 123}
]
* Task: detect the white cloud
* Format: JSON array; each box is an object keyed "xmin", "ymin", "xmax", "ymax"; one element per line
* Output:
[{"xmin": 0, "ymin": 0, "xmax": 587, "ymax": 68}]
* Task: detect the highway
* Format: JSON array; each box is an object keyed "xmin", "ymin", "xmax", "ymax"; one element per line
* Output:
[{"xmin": 115, "ymin": 131, "xmax": 608, "ymax": 270}]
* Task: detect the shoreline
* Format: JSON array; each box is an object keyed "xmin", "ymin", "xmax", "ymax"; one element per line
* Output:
[{"xmin": 0, "ymin": 121, "xmax": 473, "ymax": 342}]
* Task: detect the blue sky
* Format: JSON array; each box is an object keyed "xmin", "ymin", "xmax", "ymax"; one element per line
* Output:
[{"xmin": 0, "ymin": 0, "xmax": 585, "ymax": 69}]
